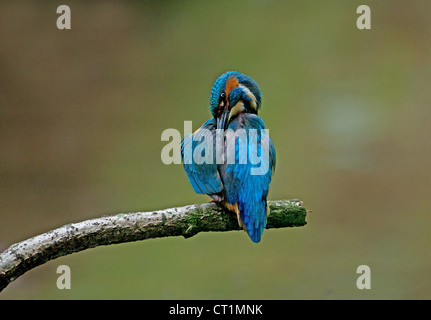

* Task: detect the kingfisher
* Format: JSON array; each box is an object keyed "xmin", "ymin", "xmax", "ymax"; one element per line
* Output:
[{"xmin": 181, "ymin": 71, "xmax": 276, "ymax": 243}]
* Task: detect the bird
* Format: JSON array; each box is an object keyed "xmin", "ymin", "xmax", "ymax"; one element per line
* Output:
[{"xmin": 181, "ymin": 71, "xmax": 276, "ymax": 243}]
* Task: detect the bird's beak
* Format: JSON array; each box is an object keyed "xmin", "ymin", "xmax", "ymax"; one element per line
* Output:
[{"xmin": 217, "ymin": 109, "xmax": 229, "ymax": 130}]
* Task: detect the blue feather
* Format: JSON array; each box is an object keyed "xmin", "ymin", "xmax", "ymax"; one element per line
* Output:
[
  {"xmin": 181, "ymin": 118, "xmax": 223, "ymax": 195},
  {"xmin": 220, "ymin": 113, "xmax": 275, "ymax": 243}
]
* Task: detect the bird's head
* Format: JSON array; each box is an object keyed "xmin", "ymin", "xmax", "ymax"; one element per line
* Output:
[{"xmin": 210, "ymin": 71, "xmax": 262, "ymax": 130}]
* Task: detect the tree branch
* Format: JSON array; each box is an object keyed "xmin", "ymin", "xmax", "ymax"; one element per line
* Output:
[{"xmin": 0, "ymin": 199, "xmax": 307, "ymax": 292}]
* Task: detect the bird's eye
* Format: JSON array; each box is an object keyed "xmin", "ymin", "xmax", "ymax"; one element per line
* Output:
[{"xmin": 219, "ymin": 92, "xmax": 226, "ymax": 102}]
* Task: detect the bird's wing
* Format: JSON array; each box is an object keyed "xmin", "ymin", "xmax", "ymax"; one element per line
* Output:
[{"xmin": 181, "ymin": 118, "xmax": 224, "ymax": 195}]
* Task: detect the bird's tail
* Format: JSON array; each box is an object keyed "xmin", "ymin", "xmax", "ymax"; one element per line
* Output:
[{"xmin": 239, "ymin": 200, "xmax": 268, "ymax": 243}]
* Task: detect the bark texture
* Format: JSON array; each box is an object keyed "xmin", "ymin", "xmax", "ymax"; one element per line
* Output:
[{"xmin": 0, "ymin": 199, "xmax": 307, "ymax": 292}]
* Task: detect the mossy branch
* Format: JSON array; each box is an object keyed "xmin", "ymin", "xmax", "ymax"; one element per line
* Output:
[{"xmin": 0, "ymin": 199, "xmax": 308, "ymax": 292}]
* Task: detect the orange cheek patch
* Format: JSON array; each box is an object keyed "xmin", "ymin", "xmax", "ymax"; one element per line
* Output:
[{"xmin": 224, "ymin": 77, "xmax": 239, "ymax": 108}]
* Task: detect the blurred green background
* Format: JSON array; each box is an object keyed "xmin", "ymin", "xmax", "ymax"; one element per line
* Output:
[{"xmin": 1, "ymin": 0, "xmax": 430, "ymax": 299}]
